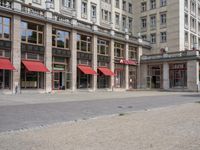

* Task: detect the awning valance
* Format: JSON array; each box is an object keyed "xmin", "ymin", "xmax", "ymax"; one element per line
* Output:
[
  {"xmin": 98, "ymin": 67, "xmax": 115, "ymax": 76},
  {"xmin": 22, "ymin": 60, "xmax": 49, "ymax": 72},
  {"xmin": 78, "ymin": 65, "xmax": 96, "ymax": 75},
  {"xmin": 0, "ymin": 58, "xmax": 15, "ymax": 70}
]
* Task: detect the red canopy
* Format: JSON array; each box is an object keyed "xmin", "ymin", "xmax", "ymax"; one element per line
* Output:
[
  {"xmin": 22, "ymin": 60, "xmax": 49, "ymax": 72},
  {"xmin": 0, "ymin": 58, "xmax": 15, "ymax": 70},
  {"xmin": 98, "ymin": 67, "xmax": 115, "ymax": 76},
  {"xmin": 78, "ymin": 65, "xmax": 96, "ymax": 75}
]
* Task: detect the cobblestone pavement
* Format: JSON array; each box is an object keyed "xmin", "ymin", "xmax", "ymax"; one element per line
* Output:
[{"xmin": 0, "ymin": 91, "xmax": 199, "ymax": 133}]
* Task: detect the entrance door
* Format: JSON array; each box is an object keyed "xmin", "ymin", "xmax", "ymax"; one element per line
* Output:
[
  {"xmin": 53, "ymin": 72, "xmax": 65, "ymax": 90},
  {"xmin": 0, "ymin": 70, "xmax": 3, "ymax": 89},
  {"xmin": 115, "ymin": 69, "xmax": 124, "ymax": 88}
]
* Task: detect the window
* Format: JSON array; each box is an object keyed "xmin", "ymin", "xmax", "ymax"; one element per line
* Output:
[
  {"xmin": 32, "ymin": 0, "xmax": 41, "ymax": 4},
  {"xmin": 101, "ymin": 9, "xmax": 111, "ymax": 22},
  {"xmin": 150, "ymin": 15, "xmax": 156, "ymax": 28},
  {"xmin": 141, "ymin": 17, "xmax": 147, "ymax": 29},
  {"xmin": 123, "ymin": 0, "xmax": 126, "ymax": 11},
  {"xmin": 97, "ymin": 39, "xmax": 109, "ymax": 56},
  {"xmin": 116, "ymin": 0, "xmax": 120, "ymax": 8},
  {"xmin": 122, "ymin": 16, "xmax": 126, "ymax": 29},
  {"xmin": 128, "ymin": 3, "xmax": 132, "ymax": 13},
  {"xmin": 81, "ymin": 1, "xmax": 87, "ymax": 17},
  {"xmin": 160, "ymin": 13, "xmax": 167, "ymax": 25},
  {"xmin": 150, "ymin": 33, "xmax": 156, "ymax": 44},
  {"xmin": 191, "ymin": 17, "xmax": 196, "ymax": 31},
  {"xmin": 0, "ymin": 16, "xmax": 10, "ymax": 40},
  {"xmin": 185, "ymin": 31, "xmax": 188, "ymax": 43},
  {"xmin": 21, "ymin": 21, "xmax": 44, "ymax": 45},
  {"xmin": 141, "ymin": 35, "xmax": 147, "ymax": 40},
  {"xmin": 184, "ymin": 13, "xmax": 188, "ymax": 28},
  {"xmin": 62, "ymin": 0, "xmax": 75, "ymax": 8},
  {"xmin": 141, "ymin": 2, "xmax": 147, "ymax": 12},
  {"xmin": 115, "ymin": 13, "xmax": 120, "ymax": 26},
  {"xmin": 91, "ymin": 4, "xmax": 97, "ymax": 21},
  {"xmin": 52, "ymin": 28, "xmax": 70, "ymax": 49},
  {"xmin": 128, "ymin": 18, "xmax": 133, "ymax": 31},
  {"xmin": 191, "ymin": 34, "xmax": 197, "ymax": 48},
  {"xmin": 160, "ymin": 0, "xmax": 167, "ymax": 7},
  {"xmin": 129, "ymin": 46, "xmax": 137, "ymax": 60},
  {"xmin": 150, "ymin": 0, "xmax": 156, "ymax": 9},
  {"xmin": 114, "ymin": 42, "xmax": 124, "ymax": 58},
  {"xmin": 103, "ymin": 0, "xmax": 111, "ymax": 4},
  {"xmin": 77, "ymin": 34, "xmax": 92, "ymax": 52},
  {"xmin": 160, "ymin": 32, "xmax": 167, "ymax": 43},
  {"xmin": 191, "ymin": 1, "xmax": 196, "ymax": 14},
  {"xmin": 185, "ymin": 0, "xmax": 188, "ymax": 9}
]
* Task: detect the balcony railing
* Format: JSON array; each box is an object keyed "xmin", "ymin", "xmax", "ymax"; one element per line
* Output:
[
  {"xmin": 21, "ymin": 5, "xmax": 45, "ymax": 17},
  {"xmin": 0, "ymin": 0, "xmax": 12, "ymax": 9},
  {"xmin": 141, "ymin": 50, "xmax": 200, "ymax": 61}
]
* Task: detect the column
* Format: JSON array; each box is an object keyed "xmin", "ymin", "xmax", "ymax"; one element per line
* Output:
[
  {"xmin": 187, "ymin": 60, "xmax": 199, "ymax": 91},
  {"xmin": 92, "ymin": 35, "xmax": 98, "ymax": 91},
  {"xmin": 137, "ymin": 45, "xmax": 143, "ymax": 89},
  {"xmin": 44, "ymin": 23, "xmax": 52, "ymax": 93},
  {"xmin": 140, "ymin": 64, "xmax": 148, "ymax": 89},
  {"xmin": 70, "ymin": 30, "xmax": 77, "ymax": 91},
  {"xmin": 125, "ymin": 43, "xmax": 129, "ymax": 90},
  {"xmin": 163, "ymin": 62, "xmax": 169, "ymax": 89},
  {"xmin": 110, "ymin": 39, "xmax": 115, "ymax": 90},
  {"xmin": 12, "ymin": 15, "xmax": 21, "ymax": 94}
]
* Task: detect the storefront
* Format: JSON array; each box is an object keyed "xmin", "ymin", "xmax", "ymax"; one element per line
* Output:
[
  {"xmin": 147, "ymin": 64, "xmax": 163, "ymax": 89},
  {"xmin": 97, "ymin": 39, "xmax": 115, "ymax": 88},
  {"xmin": 76, "ymin": 34, "xmax": 96, "ymax": 89},
  {"xmin": 169, "ymin": 63, "xmax": 187, "ymax": 88},
  {"xmin": 52, "ymin": 28, "xmax": 71, "ymax": 90},
  {"xmin": 129, "ymin": 65, "xmax": 137, "ymax": 89}
]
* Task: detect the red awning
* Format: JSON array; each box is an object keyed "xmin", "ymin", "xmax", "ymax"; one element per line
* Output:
[
  {"xmin": 22, "ymin": 60, "xmax": 49, "ymax": 72},
  {"xmin": 0, "ymin": 58, "xmax": 15, "ymax": 70},
  {"xmin": 78, "ymin": 65, "xmax": 96, "ymax": 75},
  {"xmin": 98, "ymin": 67, "xmax": 115, "ymax": 76}
]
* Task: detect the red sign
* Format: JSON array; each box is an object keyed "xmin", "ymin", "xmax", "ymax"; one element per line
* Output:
[{"xmin": 119, "ymin": 59, "xmax": 137, "ymax": 65}]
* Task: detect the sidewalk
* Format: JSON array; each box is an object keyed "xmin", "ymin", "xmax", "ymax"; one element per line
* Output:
[{"xmin": 0, "ymin": 91, "xmax": 197, "ymax": 106}]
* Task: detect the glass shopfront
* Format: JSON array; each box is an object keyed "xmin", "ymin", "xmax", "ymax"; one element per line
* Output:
[
  {"xmin": 114, "ymin": 64, "xmax": 125, "ymax": 88},
  {"xmin": 0, "ymin": 69, "xmax": 11, "ymax": 89},
  {"xmin": 169, "ymin": 63, "xmax": 187, "ymax": 88},
  {"xmin": 52, "ymin": 57, "xmax": 71, "ymax": 90},
  {"xmin": 129, "ymin": 66, "xmax": 137, "ymax": 89},
  {"xmin": 147, "ymin": 64, "xmax": 163, "ymax": 89}
]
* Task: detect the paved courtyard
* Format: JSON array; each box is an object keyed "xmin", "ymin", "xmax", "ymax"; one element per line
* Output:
[{"xmin": 0, "ymin": 91, "xmax": 199, "ymax": 133}]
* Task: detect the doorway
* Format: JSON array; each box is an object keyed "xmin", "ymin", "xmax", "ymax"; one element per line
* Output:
[{"xmin": 53, "ymin": 72, "xmax": 65, "ymax": 90}]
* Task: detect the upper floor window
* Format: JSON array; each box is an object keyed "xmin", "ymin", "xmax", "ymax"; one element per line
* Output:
[
  {"xmin": 150, "ymin": 0, "xmax": 156, "ymax": 9},
  {"xmin": 81, "ymin": 1, "xmax": 87, "ymax": 17},
  {"xmin": 128, "ymin": 3, "xmax": 132, "ymax": 13},
  {"xmin": 150, "ymin": 15, "xmax": 156, "ymax": 28},
  {"xmin": 160, "ymin": 13, "xmax": 167, "ymax": 25},
  {"xmin": 160, "ymin": 0, "xmax": 167, "ymax": 7},
  {"xmin": 21, "ymin": 21, "xmax": 44, "ymax": 45},
  {"xmin": 114, "ymin": 42, "xmax": 125, "ymax": 58},
  {"xmin": 141, "ymin": 17, "xmax": 147, "ymax": 29},
  {"xmin": 77, "ymin": 34, "xmax": 92, "ymax": 53},
  {"xmin": 32, "ymin": 0, "xmax": 41, "ymax": 4},
  {"xmin": 116, "ymin": 0, "xmax": 120, "ymax": 8},
  {"xmin": 129, "ymin": 46, "xmax": 137, "ymax": 60},
  {"xmin": 0, "ymin": 16, "xmax": 10, "ymax": 40},
  {"xmin": 160, "ymin": 32, "xmax": 167, "ymax": 43},
  {"xmin": 97, "ymin": 39, "xmax": 109, "ymax": 56},
  {"xmin": 141, "ymin": 2, "xmax": 147, "ymax": 12},
  {"xmin": 52, "ymin": 28, "xmax": 70, "ymax": 49},
  {"xmin": 62, "ymin": 0, "xmax": 75, "ymax": 8},
  {"xmin": 122, "ymin": 16, "xmax": 126, "ymax": 29},
  {"xmin": 103, "ymin": 0, "xmax": 111, "ymax": 4},
  {"xmin": 128, "ymin": 18, "xmax": 133, "ymax": 31},
  {"xmin": 91, "ymin": 4, "xmax": 97, "ymax": 21},
  {"xmin": 150, "ymin": 33, "xmax": 156, "ymax": 44},
  {"xmin": 115, "ymin": 13, "xmax": 120, "ymax": 26},
  {"xmin": 123, "ymin": 0, "xmax": 126, "ymax": 11},
  {"xmin": 101, "ymin": 9, "xmax": 111, "ymax": 22},
  {"xmin": 185, "ymin": 0, "xmax": 188, "ymax": 9},
  {"xmin": 191, "ymin": 1, "xmax": 196, "ymax": 13}
]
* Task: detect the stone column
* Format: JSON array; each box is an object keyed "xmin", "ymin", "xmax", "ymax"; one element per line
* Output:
[
  {"xmin": 125, "ymin": 42, "xmax": 129, "ymax": 90},
  {"xmin": 12, "ymin": 15, "xmax": 21, "ymax": 94},
  {"xmin": 187, "ymin": 60, "xmax": 199, "ymax": 91},
  {"xmin": 163, "ymin": 62, "xmax": 169, "ymax": 90},
  {"xmin": 140, "ymin": 64, "xmax": 148, "ymax": 89},
  {"xmin": 137, "ymin": 45, "xmax": 143, "ymax": 89},
  {"xmin": 70, "ymin": 30, "xmax": 77, "ymax": 91},
  {"xmin": 44, "ymin": 23, "xmax": 52, "ymax": 93},
  {"xmin": 92, "ymin": 35, "xmax": 98, "ymax": 91},
  {"xmin": 110, "ymin": 39, "xmax": 115, "ymax": 90}
]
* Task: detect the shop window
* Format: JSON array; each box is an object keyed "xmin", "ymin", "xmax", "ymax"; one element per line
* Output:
[
  {"xmin": 0, "ymin": 16, "xmax": 10, "ymax": 40},
  {"xmin": 97, "ymin": 39, "xmax": 109, "ymax": 56},
  {"xmin": 114, "ymin": 42, "xmax": 125, "ymax": 58},
  {"xmin": 21, "ymin": 21, "xmax": 44, "ymax": 45},
  {"xmin": 77, "ymin": 34, "xmax": 92, "ymax": 53},
  {"xmin": 129, "ymin": 46, "xmax": 137, "ymax": 60},
  {"xmin": 52, "ymin": 28, "xmax": 70, "ymax": 49}
]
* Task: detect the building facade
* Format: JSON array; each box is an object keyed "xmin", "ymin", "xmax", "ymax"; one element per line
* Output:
[
  {"xmin": 133, "ymin": 0, "xmax": 200, "ymax": 91},
  {"xmin": 0, "ymin": 0, "xmax": 151, "ymax": 94}
]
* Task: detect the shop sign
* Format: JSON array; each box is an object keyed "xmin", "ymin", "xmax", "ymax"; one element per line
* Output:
[
  {"xmin": 53, "ymin": 64, "xmax": 65, "ymax": 71},
  {"xmin": 119, "ymin": 59, "xmax": 137, "ymax": 65}
]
